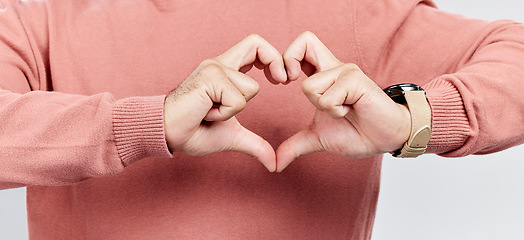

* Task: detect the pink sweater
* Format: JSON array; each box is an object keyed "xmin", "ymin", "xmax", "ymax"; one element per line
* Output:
[{"xmin": 1, "ymin": 0, "xmax": 524, "ymax": 239}]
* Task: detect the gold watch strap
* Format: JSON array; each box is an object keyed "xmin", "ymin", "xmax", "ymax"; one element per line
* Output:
[{"xmin": 396, "ymin": 91, "xmax": 431, "ymax": 158}]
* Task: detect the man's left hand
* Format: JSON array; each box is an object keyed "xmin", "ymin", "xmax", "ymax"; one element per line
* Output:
[{"xmin": 276, "ymin": 32, "xmax": 412, "ymax": 172}]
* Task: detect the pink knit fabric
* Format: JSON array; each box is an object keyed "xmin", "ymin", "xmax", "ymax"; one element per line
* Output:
[{"xmin": 0, "ymin": 0, "xmax": 523, "ymax": 239}]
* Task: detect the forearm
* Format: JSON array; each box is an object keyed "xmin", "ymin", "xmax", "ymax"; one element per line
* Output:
[
  {"xmin": 0, "ymin": 90, "xmax": 171, "ymax": 189},
  {"xmin": 0, "ymin": 0, "xmax": 171, "ymax": 189},
  {"xmin": 424, "ymin": 21, "xmax": 524, "ymax": 156},
  {"xmin": 365, "ymin": 2, "xmax": 524, "ymax": 156}
]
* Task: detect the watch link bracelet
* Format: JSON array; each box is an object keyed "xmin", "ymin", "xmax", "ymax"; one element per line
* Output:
[{"xmin": 383, "ymin": 84, "xmax": 432, "ymax": 158}]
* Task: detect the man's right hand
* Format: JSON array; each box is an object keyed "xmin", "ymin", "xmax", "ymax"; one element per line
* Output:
[{"xmin": 163, "ymin": 34, "xmax": 287, "ymax": 172}]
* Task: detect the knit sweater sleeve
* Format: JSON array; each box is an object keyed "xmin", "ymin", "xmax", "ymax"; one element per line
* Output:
[
  {"xmin": 422, "ymin": 18, "xmax": 524, "ymax": 156},
  {"xmin": 355, "ymin": 0, "xmax": 524, "ymax": 157},
  {"xmin": 0, "ymin": 0, "xmax": 171, "ymax": 189}
]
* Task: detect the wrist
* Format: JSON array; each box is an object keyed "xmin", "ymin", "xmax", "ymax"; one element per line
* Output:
[{"xmin": 384, "ymin": 84, "xmax": 432, "ymax": 158}]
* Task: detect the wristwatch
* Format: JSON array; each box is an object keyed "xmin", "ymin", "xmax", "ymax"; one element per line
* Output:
[{"xmin": 383, "ymin": 84, "xmax": 431, "ymax": 158}]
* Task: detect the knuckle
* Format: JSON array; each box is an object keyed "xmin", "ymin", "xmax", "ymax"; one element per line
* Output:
[
  {"xmin": 246, "ymin": 34, "xmax": 263, "ymax": 43},
  {"xmin": 232, "ymin": 98, "xmax": 247, "ymax": 112},
  {"xmin": 200, "ymin": 59, "xmax": 220, "ymax": 68},
  {"xmin": 341, "ymin": 63, "xmax": 361, "ymax": 73},
  {"xmin": 239, "ymin": 98, "xmax": 247, "ymax": 109},
  {"xmin": 300, "ymin": 31, "xmax": 316, "ymax": 39},
  {"xmin": 199, "ymin": 60, "xmax": 224, "ymax": 78},
  {"xmin": 247, "ymin": 82, "xmax": 260, "ymax": 96},
  {"xmin": 317, "ymin": 96, "xmax": 333, "ymax": 110},
  {"xmin": 301, "ymin": 80, "xmax": 314, "ymax": 94}
]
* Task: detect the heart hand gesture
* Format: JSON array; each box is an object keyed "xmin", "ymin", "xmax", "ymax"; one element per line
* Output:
[{"xmin": 163, "ymin": 32, "xmax": 413, "ymax": 172}]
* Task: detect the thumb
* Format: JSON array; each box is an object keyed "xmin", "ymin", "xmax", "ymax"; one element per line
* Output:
[
  {"xmin": 228, "ymin": 123, "xmax": 277, "ymax": 172},
  {"xmin": 276, "ymin": 128, "xmax": 323, "ymax": 172}
]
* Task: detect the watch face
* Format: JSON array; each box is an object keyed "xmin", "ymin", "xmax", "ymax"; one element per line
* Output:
[{"xmin": 383, "ymin": 84, "xmax": 424, "ymax": 104}]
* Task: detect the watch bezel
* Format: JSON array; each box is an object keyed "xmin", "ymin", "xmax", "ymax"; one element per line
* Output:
[{"xmin": 383, "ymin": 83, "xmax": 425, "ymax": 104}]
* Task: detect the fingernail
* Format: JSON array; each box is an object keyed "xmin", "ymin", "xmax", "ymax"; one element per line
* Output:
[
  {"xmin": 286, "ymin": 68, "xmax": 293, "ymax": 79},
  {"xmin": 281, "ymin": 68, "xmax": 288, "ymax": 81}
]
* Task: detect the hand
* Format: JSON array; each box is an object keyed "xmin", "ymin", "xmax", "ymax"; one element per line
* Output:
[
  {"xmin": 276, "ymin": 31, "xmax": 412, "ymax": 172},
  {"xmin": 164, "ymin": 34, "xmax": 287, "ymax": 172}
]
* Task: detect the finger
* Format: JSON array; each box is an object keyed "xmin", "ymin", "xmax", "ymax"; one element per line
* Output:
[
  {"xmin": 238, "ymin": 61, "xmax": 279, "ymax": 85},
  {"xmin": 275, "ymin": 128, "xmax": 323, "ymax": 172},
  {"xmin": 204, "ymin": 79, "xmax": 247, "ymax": 121},
  {"xmin": 301, "ymin": 69, "xmax": 339, "ymax": 109},
  {"xmin": 317, "ymin": 69, "xmax": 364, "ymax": 118},
  {"xmin": 263, "ymin": 66, "xmax": 280, "ymax": 85},
  {"xmin": 283, "ymin": 31, "xmax": 342, "ymax": 81},
  {"xmin": 228, "ymin": 123, "xmax": 277, "ymax": 172},
  {"xmin": 215, "ymin": 34, "xmax": 287, "ymax": 83},
  {"xmin": 222, "ymin": 67, "xmax": 261, "ymax": 101},
  {"xmin": 337, "ymin": 64, "xmax": 373, "ymax": 106},
  {"xmin": 318, "ymin": 84, "xmax": 352, "ymax": 119},
  {"xmin": 253, "ymin": 58, "xmax": 280, "ymax": 85}
]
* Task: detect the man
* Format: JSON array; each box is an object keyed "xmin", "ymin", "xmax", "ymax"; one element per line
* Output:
[{"xmin": 1, "ymin": 0, "xmax": 523, "ymax": 239}]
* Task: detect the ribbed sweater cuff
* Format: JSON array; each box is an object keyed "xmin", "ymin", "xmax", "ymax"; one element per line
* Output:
[
  {"xmin": 424, "ymin": 79, "xmax": 470, "ymax": 154},
  {"xmin": 112, "ymin": 95, "xmax": 172, "ymax": 166}
]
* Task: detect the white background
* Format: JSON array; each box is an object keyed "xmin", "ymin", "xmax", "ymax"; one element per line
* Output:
[{"xmin": 1, "ymin": 0, "xmax": 524, "ymax": 239}]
